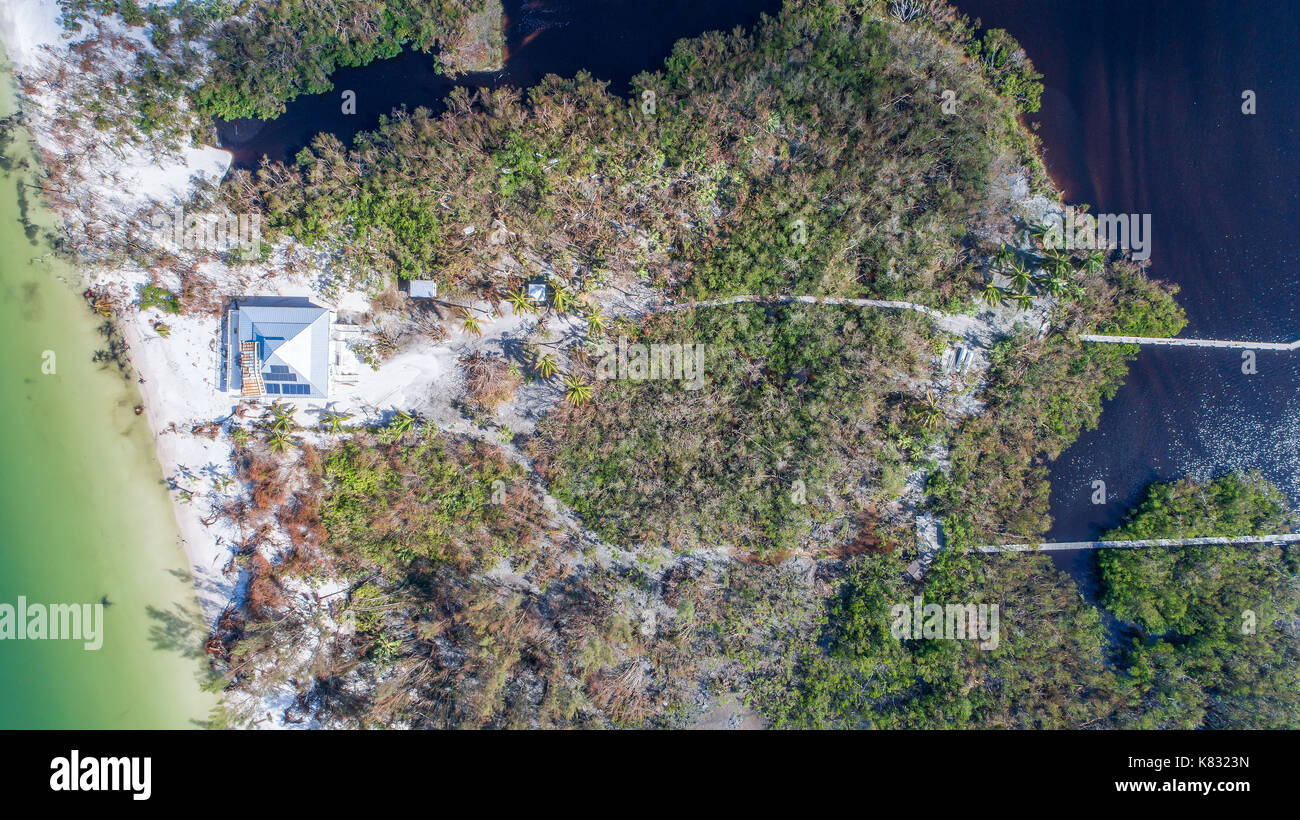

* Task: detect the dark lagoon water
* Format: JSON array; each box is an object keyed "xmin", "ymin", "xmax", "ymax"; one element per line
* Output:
[
  {"xmin": 220, "ymin": 1, "xmax": 1299, "ymax": 593},
  {"xmin": 958, "ymin": 0, "xmax": 1300, "ymax": 589},
  {"xmin": 218, "ymin": 0, "xmax": 784, "ymax": 167}
]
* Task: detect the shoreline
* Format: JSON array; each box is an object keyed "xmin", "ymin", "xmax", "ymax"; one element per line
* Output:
[
  {"xmin": 0, "ymin": 0, "xmax": 236, "ymax": 623},
  {"xmin": 0, "ymin": 0, "xmax": 524, "ymax": 630},
  {"xmin": 0, "ymin": 31, "xmax": 218, "ymax": 725},
  {"xmin": 118, "ymin": 316, "xmax": 237, "ymax": 621}
]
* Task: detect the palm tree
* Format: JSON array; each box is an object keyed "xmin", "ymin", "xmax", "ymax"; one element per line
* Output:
[
  {"xmin": 912, "ymin": 390, "xmax": 945, "ymax": 432},
  {"xmin": 562, "ymin": 374, "xmax": 593, "ymax": 406},
  {"xmin": 267, "ymin": 431, "xmax": 296, "ymax": 454},
  {"xmin": 1041, "ymin": 276, "xmax": 1068, "ymax": 299},
  {"xmin": 229, "ymin": 426, "xmax": 251, "ymax": 448},
  {"xmin": 981, "ymin": 280, "xmax": 1005, "ymax": 306},
  {"xmin": 551, "ymin": 285, "xmax": 574, "ymax": 314},
  {"xmin": 534, "ymin": 353, "xmax": 559, "ymax": 380},
  {"xmin": 1011, "ymin": 291, "xmax": 1035, "ymax": 312},
  {"xmin": 1083, "ymin": 250, "xmax": 1105, "ymax": 276},
  {"xmin": 1008, "ymin": 262, "xmax": 1032, "ymax": 293},
  {"xmin": 460, "ymin": 308, "xmax": 483, "ymax": 338},
  {"xmin": 1044, "ymin": 250, "xmax": 1072, "ymax": 280},
  {"xmin": 268, "ymin": 401, "xmax": 294, "ymax": 433},
  {"xmin": 388, "ymin": 411, "xmax": 415, "ymax": 438},
  {"xmin": 586, "ymin": 306, "xmax": 607, "ymax": 337},
  {"xmin": 321, "ymin": 410, "xmax": 352, "ymax": 434},
  {"xmin": 505, "ymin": 288, "xmax": 538, "ymax": 316},
  {"xmin": 994, "ymin": 242, "xmax": 1016, "ymax": 271}
]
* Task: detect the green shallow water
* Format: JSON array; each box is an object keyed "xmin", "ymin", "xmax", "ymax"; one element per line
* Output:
[{"xmin": 0, "ymin": 51, "xmax": 215, "ymax": 728}]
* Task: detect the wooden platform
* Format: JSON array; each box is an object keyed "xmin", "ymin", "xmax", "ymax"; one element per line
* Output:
[{"xmin": 239, "ymin": 341, "xmax": 264, "ymax": 397}]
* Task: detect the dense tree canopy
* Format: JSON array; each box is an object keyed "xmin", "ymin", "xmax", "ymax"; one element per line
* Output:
[
  {"xmin": 195, "ymin": 0, "xmax": 486, "ymax": 120},
  {"xmin": 1100, "ymin": 475, "xmax": 1300, "ymax": 728},
  {"xmin": 191, "ymin": 1, "xmax": 1287, "ymax": 731}
]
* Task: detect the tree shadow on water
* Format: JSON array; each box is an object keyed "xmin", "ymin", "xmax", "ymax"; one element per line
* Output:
[
  {"xmin": 145, "ymin": 601, "xmax": 231, "ymax": 728},
  {"xmin": 145, "ymin": 602, "xmax": 208, "ymax": 662}
]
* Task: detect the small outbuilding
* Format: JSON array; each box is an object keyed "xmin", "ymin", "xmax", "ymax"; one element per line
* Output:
[{"xmin": 409, "ymin": 280, "xmax": 439, "ymax": 298}]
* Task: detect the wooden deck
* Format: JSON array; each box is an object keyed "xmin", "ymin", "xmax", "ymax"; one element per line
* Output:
[{"xmin": 239, "ymin": 341, "xmax": 264, "ymax": 397}]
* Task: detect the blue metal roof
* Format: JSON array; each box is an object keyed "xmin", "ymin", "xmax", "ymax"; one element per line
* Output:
[{"xmin": 229, "ymin": 300, "xmax": 330, "ymax": 397}]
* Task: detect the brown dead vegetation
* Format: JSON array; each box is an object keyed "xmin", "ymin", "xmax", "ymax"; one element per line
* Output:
[{"xmin": 461, "ymin": 352, "xmax": 522, "ymax": 411}]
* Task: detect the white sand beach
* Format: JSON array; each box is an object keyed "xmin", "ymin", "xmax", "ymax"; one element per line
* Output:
[{"xmin": 0, "ymin": 0, "xmax": 487, "ymax": 626}]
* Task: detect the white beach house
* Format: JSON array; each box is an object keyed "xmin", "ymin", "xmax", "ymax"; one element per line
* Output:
[{"xmin": 224, "ymin": 298, "xmax": 331, "ymax": 399}]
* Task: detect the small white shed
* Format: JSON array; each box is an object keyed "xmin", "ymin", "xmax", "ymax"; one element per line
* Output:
[{"xmin": 409, "ymin": 280, "xmax": 439, "ymax": 298}]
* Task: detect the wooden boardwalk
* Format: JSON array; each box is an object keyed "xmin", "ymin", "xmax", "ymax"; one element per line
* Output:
[
  {"xmin": 1079, "ymin": 333, "xmax": 1300, "ymax": 351},
  {"xmin": 653, "ymin": 294, "xmax": 946, "ymax": 319},
  {"xmin": 651, "ymin": 295, "xmax": 1299, "ymax": 352},
  {"xmin": 972, "ymin": 533, "xmax": 1300, "ymax": 553}
]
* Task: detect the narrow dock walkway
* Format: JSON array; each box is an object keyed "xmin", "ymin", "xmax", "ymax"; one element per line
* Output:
[
  {"xmin": 652, "ymin": 295, "xmax": 1298, "ymax": 352},
  {"xmin": 654, "ymin": 294, "xmax": 946, "ymax": 319},
  {"xmin": 972, "ymin": 533, "xmax": 1300, "ymax": 553},
  {"xmin": 1079, "ymin": 334, "xmax": 1300, "ymax": 351}
]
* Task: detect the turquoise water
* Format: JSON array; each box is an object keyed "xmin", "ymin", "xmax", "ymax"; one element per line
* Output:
[{"xmin": 0, "ymin": 50, "xmax": 215, "ymax": 728}]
